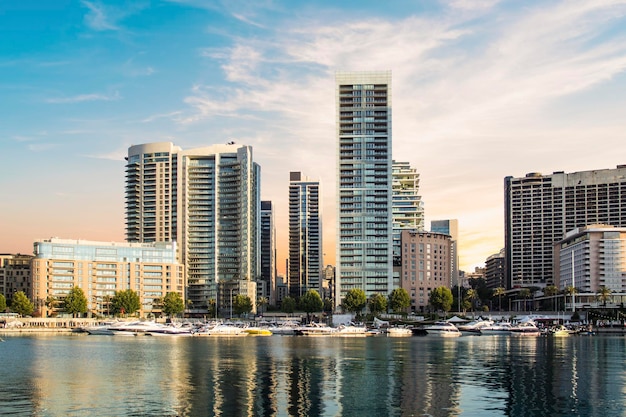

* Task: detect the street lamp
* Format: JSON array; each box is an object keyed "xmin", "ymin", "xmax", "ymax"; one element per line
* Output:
[{"xmin": 230, "ymin": 287, "xmax": 234, "ymax": 319}]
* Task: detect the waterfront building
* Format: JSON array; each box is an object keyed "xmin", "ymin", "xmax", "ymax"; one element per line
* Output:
[
  {"xmin": 392, "ymin": 161, "xmax": 425, "ymax": 288},
  {"xmin": 505, "ymin": 166, "xmax": 626, "ymax": 289},
  {"xmin": 260, "ymin": 200, "xmax": 277, "ymax": 306},
  {"xmin": 0, "ymin": 254, "xmax": 33, "ymax": 301},
  {"xmin": 31, "ymin": 238, "xmax": 184, "ymax": 317},
  {"xmin": 554, "ymin": 225, "xmax": 626, "ymax": 295},
  {"xmin": 126, "ymin": 142, "xmax": 261, "ymax": 315},
  {"xmin": 485, "ymin": 249, "xmax": 505, "ymax": 289},
  {"xmin": 288, "ymin": 172, "xmax": 323, "ymax": 298},
  {"xmin": 431, "ymin": 220, "xmax": 459, "ymax": 287},
  {"xmin": 400, "ymin": 230, "xmax": 452, "ymax": 313},
  {"xmin": 335, "ymin": 70, "xmax": 393, "ymax": 307}
]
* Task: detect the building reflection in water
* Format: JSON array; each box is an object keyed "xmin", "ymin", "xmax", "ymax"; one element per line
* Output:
[{"xmin": 7, "ymin": 333, "xmax": 626, "ymax": 416}]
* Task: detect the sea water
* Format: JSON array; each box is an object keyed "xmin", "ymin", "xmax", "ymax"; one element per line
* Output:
[{"xmin": 0, "ymin": 333, "xmax": 623, "ymax": 416}]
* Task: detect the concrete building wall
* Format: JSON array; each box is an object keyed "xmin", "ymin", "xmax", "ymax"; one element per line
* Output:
[
  {"xmin": 505, "ymin": 166, "xmax": 626, "ymax": 289},
  {"xmin": 400, "ymin": 230, "xmax": 452, "ymax": 313}
]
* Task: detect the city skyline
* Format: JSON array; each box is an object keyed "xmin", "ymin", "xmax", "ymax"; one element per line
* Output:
[{"xmin": 3, "ymin": 1, "xmax": 626, "ymax": 274}]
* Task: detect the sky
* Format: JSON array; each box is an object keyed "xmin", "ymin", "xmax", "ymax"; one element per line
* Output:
[{"xmin": 2, "ymin": 0, "xmax": 626, "ymax": 275}]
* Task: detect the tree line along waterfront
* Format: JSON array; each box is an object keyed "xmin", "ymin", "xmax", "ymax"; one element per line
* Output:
[{"xmin": 2, "ymin": 280, "xmax": 624, "ymax": 332}]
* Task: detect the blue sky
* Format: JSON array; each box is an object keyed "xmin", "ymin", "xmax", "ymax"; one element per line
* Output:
[{"xmin": 2, "ymin": 0, "xmax": 626, "ymax": 273}]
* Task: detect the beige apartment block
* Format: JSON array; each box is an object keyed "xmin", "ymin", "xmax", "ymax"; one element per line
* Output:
[
  {"xmin": 31, "ymin": 238, "xmax": 184, "ymax": 318},
  {"xmin": 400, "ymin": 230, "xmax": 452, "ymax": 313}
]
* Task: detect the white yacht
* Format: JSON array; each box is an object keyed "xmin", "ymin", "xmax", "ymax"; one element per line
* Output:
[
  {"xmin": 457, "ymin": 319, "xmax": 494, "ymax": 334},
  {"xmin": 296, "ymin": 322, "xmax": 336, "ymax": 336},
  {"xmin": 424, "ymin": 321, "xmax": 462, "ymax": 337},
  {"xmin": 334, "ymin": 324, "xmax": 367, "ymax": 337},
  {"xmin": 109, "ymin": 321, "xmax": 166, "ymax": 336},
  {"xmin": 386, "ymin": 327, "xmax": 413, "ymax": 337},
  {"xmin": 480, "ymin": 322, "xmax": 513, "ymax": 335},
  {"xmin": 510, "ymin": 321, "xmax": 541, "ymax": 336},
  {"xmin": 194, "ymin": 323, "xmax": 247, "ymax": 336}
]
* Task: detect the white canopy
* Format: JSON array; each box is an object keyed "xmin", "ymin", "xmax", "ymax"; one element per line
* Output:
[{"xmin": 447, "ymin": 316, "xmax": 469, "ymax": 323}]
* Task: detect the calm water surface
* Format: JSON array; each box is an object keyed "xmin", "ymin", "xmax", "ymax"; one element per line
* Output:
[{"xmin": 0, "ymin": 333, "xmax": 624, "ymax": 416}]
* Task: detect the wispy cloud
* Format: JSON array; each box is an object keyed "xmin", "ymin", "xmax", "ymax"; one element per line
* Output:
[
  {"xmin": 232, "ymin": 13, "xmax": 266, "ymax": 29},
  {"xmin": 82, "ymin": 1, "xmax": 120, "ymax": 31},
  {"xmin": 28, "ymin": 143, "xmax": 59, "ymax": 152},
  {"xmin": 140, "ymin": 111, "xmax": 183, "ymax": 123},
  {"xmin": 45, "ymin": 91, "xmax": 121, "ymax": 104}
]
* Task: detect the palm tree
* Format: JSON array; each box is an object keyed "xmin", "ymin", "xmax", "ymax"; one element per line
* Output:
[
  {"xmin": 563, "ymin": 286, "xmax": 578, "ymax": 312},
  {"xmin": 544, "ymin": 285, "xmax": 559, "ymax": 311},
  {"xmin": 493, "ymin": 287, "xmax": 506, "ymax": 312},
  {"xmin": 466, "ymin": 289, "xmax": 478, "ymax": 314},
  {"xmin": 596, "ymin": 286, "xmax": 612, "ymax": 307},
  {"xmin": 257, "ymin": 297, "xmax": 268, "ymax": 316}
]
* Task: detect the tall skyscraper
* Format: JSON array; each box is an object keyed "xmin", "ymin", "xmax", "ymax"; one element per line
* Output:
[
  {"xmin": 335, "ymin": 71, "xmax": 393, "ymax": 306},
  {"xmin": 504, "ymin": 166, "xmax": 626, "ymax": 289},
  {"xmin": 288, "ymin": 172, "xmax": 323, "ymax": 298},
  {"xmin": 392, "ymin": 161, "xmax": 425, "ymax": 287},
  {"xmin": 126, "ymin": 142, "xmax": 261, "ymax": 315},
  {"xmin": 431, "ymin": 219, "xmax": 459, "ymax": 287},
  {"xmin": 260, "ymin": 200, "xmax": 277, "ymax": 305}
]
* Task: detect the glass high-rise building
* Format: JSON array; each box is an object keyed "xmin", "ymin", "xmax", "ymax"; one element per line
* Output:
[
  {"xmin": 288, "ymin": 172, "xmax": 322, "ymax": 298},
  {"xmin": 260, "ymin": 200, "xmax": 277, "ymax": 305},
  {"xmin": 504, "ymin": 166, "xmax": 626, "ymax": 289},
  {"xmin": 335, "ymin": 71, "xmax": 393, "ymax": 306},
  {"xmin": 126, "ymin": 142, "xmax": 261, "ymax": 315}
]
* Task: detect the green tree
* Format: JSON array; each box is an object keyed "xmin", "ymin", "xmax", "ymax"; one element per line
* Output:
[
  {"xmin": 429, "ymin": 287, "xmax": 453, "ymax": 313},
  {"xmin": 388, "ymin": 288, "xmax": 411, "ymax": 314},
  {"xmin": 64, "ymin": 286, "xmax": 88, "ymax": 317},
  {"xmin": 368, "ymin": 293, "xmax": 387, "ymax": 317},
  {"xmin": 300, "ymin": 290, "xmax": 323, "ymax": 322},
  {"xmin": 342, "ymin": 288, "xmax": 367, "ymax": 315},
  {"xmin": 596, "ymin": 286, "xmax": 612, "ymax": 307},
  {"xmin": 0, "ymin": 294, "xmax": 6, "ymax": 312},
  {"xmin": 233, "ymin": 294, "xmax": 253, "ymax": 317},
  {"xmin": 492, "ymin": 287, "xmax": 506, "ymax": 312},
  {"xmin": 111, "ymin": 289, "xmax": 141, "ymax": 317},
  {"xmin": 162, "ymin": 292, "xmax": 185, "ymax": 317},
  {"xmin": 10, "ymin": 291, "xmax": 34, "ymax": 317},
  {"xmin": 281, "ymin": 296, "xmax": 296, "ymax": 314}
]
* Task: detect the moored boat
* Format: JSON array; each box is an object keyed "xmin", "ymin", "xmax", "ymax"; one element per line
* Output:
[
  {"xmin": 109, "ymin": 321, "xmax": 166, "ymax": 336},
  {"xmin": 457, "ymin": 319, "xmax": 494, "ymax": 334},
  {"xmin": 296, "ymin": 322, "xmax": 336, "ymax": 336},
  {"xmin": 386, "ymin": 327, "xmax": 413, "ymax": 337},
  {"xmin": 480, "ymin": 322, "xmax": 513, "ymax": 335},
  {"xmin": 334, "ymin": 324, "xmax": 367, "ymax": 337},
  {"xmin": 510, "ymin": 321, "xmax": 541, "ymax": 336},
  {"xmin": 424, "ymin": 321, "xmax": 462, "ymax": 337},
  {"xmin": 243, "ymin": 327, "xmax": 273, "ymax": 336},
  {"xmin": 194, "ymin": 323, "xmax": 247, "ymax": 336}
]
